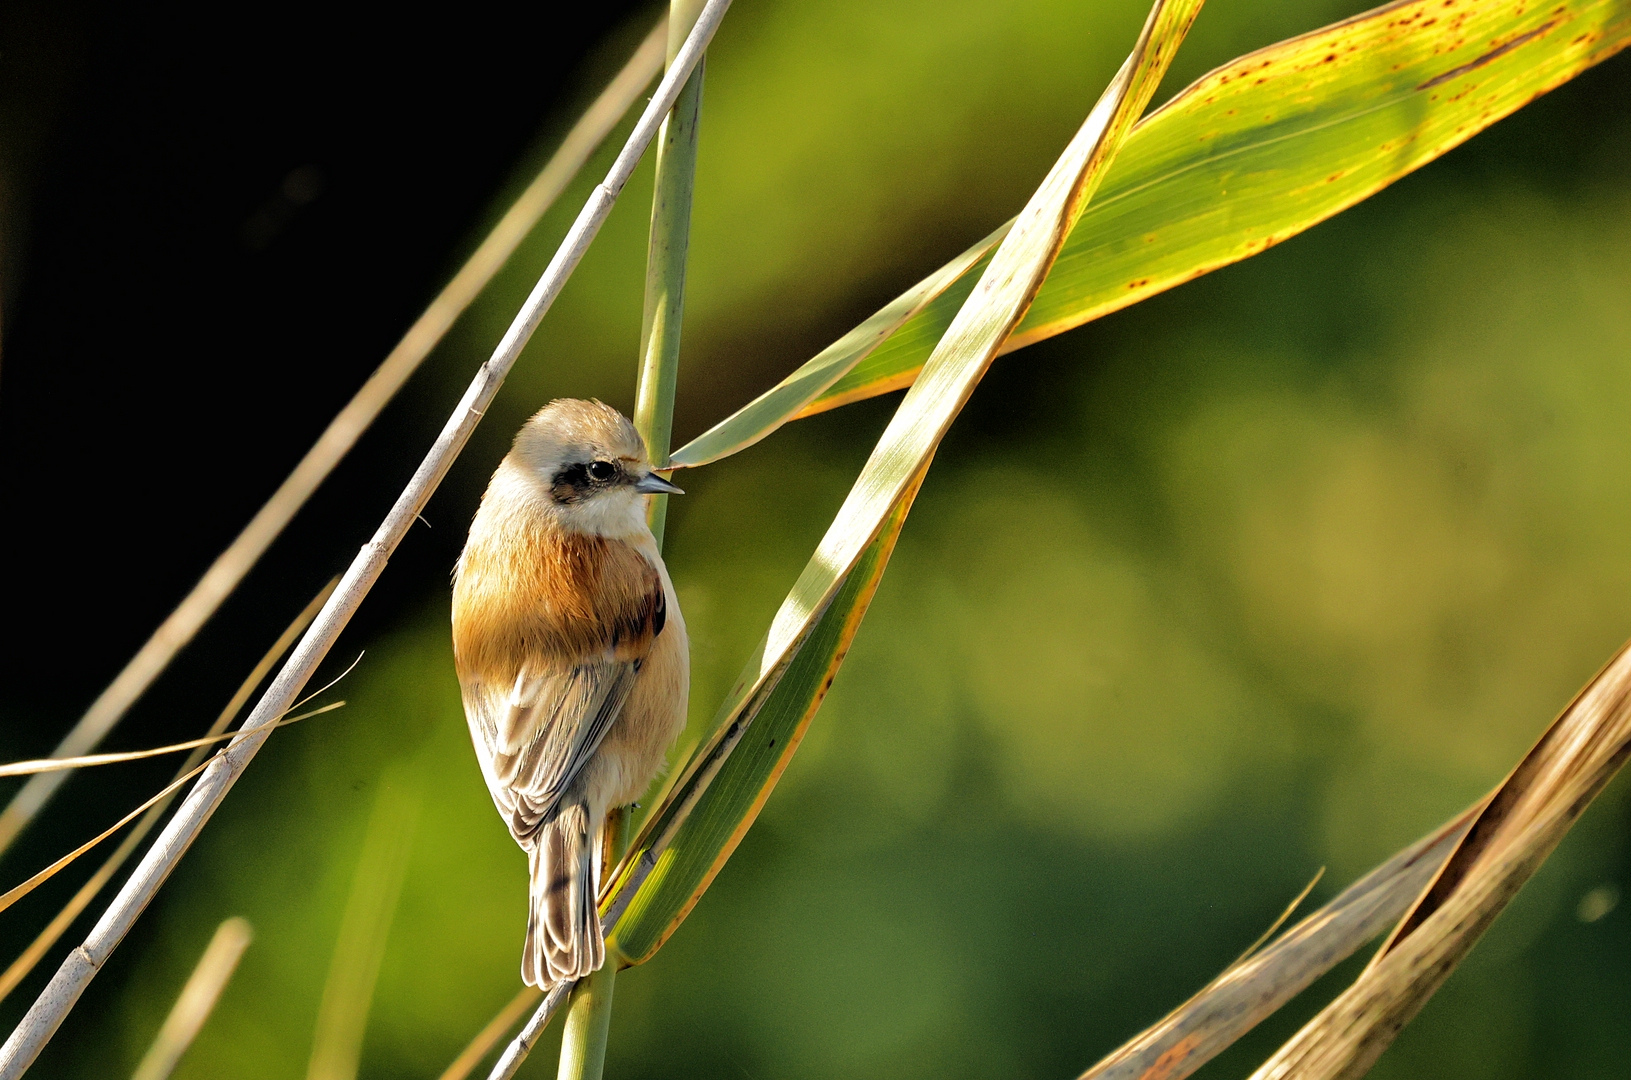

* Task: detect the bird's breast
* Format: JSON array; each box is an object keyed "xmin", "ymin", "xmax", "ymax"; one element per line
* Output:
[{"xmin": 452, "ymin": 517, "xmax": 664, "ymax": 683}]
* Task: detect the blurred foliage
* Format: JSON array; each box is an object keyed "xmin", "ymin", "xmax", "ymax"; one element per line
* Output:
[{"xmin": 21, "ymin": 0, "xmax": 1631, "ymax": 1077}]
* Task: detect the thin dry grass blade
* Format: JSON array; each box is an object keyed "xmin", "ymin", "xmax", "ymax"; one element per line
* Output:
[
  {"xmin": 0, "ymin": 584, "xmax": 331, "ymax": 1002},
  {"xmin": 0, "ymin": 703, "xmax": 345, "ymax": 778},
  {"xmin": 0, "ymin": 17, "xmax": 667, "ymax": 860},
  {"xmin": 0, "ymin": 645, "xmax": 356, "ymax": 915},
  {"xmin": 0, "ymin": 763, "xmax": 213, "ymax": 917},
  {"xmin": 1247, "ymin": 641, "xmax": 1631, "ymax": 1080},
  {"xmin": 1229, "ymin": 867, "xmax": 1325, "ymax": 970},
  {"xmin": 129, "ymin": 917, "xmax": 254, "ymax": 1080},
  {"xmin": 601, "ymin": 0, "xmax": 1206, "ymax": 966},
  {"xmin": 436, "ymin": 986, "xmax": 542, "ymax": 1080},
  {"xmin": 0, "ymin": 697, "xmax": 341, "ymax": 917},
  {"xmin": 306, "ymin": 773, "xmax": 422, "ymax": 1080}
]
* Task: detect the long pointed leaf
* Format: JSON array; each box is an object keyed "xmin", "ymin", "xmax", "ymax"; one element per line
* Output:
[
  {"xmin": 671, "ymin": 0, "xmax": 1631, "ymax": 462},
  {"xmin": 601, "ymin": 0, "xmax": 1206, "ymax": 966}
]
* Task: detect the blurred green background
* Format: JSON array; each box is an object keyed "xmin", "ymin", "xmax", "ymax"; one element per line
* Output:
[{"xmin": 4, "ymin": 1, "xmax": 1631, "ymax": 1077}]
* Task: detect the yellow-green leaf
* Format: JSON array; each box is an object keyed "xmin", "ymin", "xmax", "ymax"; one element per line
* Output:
[
  {"xmin": 671, "ymin": 0, "xmax": 1631, "ymax": 460},
  {"xmin": 602, "ymin": 0, "xmax": 1205, "ymax": 966}
]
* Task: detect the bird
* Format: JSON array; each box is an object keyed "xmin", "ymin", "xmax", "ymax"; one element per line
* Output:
[{"xmin": 452, "ymin": 398, "xmax": 688, "ymax": 987}]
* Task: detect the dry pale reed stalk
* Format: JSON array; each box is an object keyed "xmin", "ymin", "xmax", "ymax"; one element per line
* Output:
[
  {"xmin": 0, "ymin": 5, "xmax": 730, "ymax": 1072},
  {"xmin": 483, "ymin": 983, "xmax": 575, "ymax": 1080},
  {"xmin": 0, "ymin": 18, "xmax": 667, "ymax": 861},
  {"xmin": 305, "ymin": 774, "xmax": 422, "ymax": 1080},
  {"xmin": 129, "ymin": 917, "xmax": 254, "ymax": 1080},
  {"xmin": 1249, "ymin": 640, "xmax": 1631, "ymax": 1080},
  {"xmin": 436, "ymin": 986, "xmax": 543, "ymax": 1080}
]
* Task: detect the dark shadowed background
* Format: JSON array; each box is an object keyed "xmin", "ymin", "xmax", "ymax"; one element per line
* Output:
[{"xmin": 1, "ymin": 1, "xmax": 1629, "ymax": 1077}]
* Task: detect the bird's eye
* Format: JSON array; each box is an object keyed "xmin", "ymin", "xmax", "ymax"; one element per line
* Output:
[{"xmin": 586, "ymin": 460, "xmax": 618, "ymax": 483}]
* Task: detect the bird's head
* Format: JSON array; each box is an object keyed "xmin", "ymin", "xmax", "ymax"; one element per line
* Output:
[{"xmin": 503, "ymin": 398, "xmax": 683, "ymax": 538}]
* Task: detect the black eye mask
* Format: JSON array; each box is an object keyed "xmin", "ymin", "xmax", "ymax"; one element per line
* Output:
[{"xmin": 550, "ymin": 460, "xmax": 623, "ymax": 504}]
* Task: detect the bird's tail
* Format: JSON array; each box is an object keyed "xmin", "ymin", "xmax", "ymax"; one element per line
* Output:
[{"xmin": 523, "ymin": 799, "xmax": 605, "ymax": 987}]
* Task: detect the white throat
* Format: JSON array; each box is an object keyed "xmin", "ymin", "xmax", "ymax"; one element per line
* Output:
[{"xmin": 563, "ymin": 485, "xmax": 650, "ymax": 539}]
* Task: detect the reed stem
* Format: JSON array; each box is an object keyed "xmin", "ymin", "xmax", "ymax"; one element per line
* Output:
[
  {"xmin": 556, "ymin": 809, "xmax": 630, "ymax": 1080},
  {"xmin": 560, "ymin": 5, "xmax": 708, "ymax": 1077},
  {"xmin": 633, "ymin": 0, "xmax": 708, "ymax": 547}
]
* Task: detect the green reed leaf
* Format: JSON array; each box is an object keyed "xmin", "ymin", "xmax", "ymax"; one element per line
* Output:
[{"xmin": 671, "ymin": 0, "xmax": 1631, "ymax": 460}]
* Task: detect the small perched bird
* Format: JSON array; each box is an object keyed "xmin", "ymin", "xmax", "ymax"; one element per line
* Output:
[{"xmin": 452, "ymin": 399, "xmax": 688, "ymax": 987}]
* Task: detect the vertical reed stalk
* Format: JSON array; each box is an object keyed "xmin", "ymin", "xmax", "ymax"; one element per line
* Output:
[
  {"xmin": 555, "ymin": 810, "xmax": 629, "ymax": 1080},
  {"xmin": 554, "ymin": 962, "xmax": 616, "ymax": 1080},
  {"xmin": 558, "ymin": 4, "xmax": 707, "ymax": 1077},
  {"xmin": 633, "ymin": 0, "xmax": 707, "ymax": 547}
]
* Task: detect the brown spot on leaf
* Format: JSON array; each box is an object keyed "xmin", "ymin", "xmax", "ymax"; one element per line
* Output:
[
  {"xmin": 1416, "ymin": 21, "xmax": 1554, "ymax": 90},
  {"xmin": 1139, "ymin": 1034, "xmax": 1204, "ymax": 1080}
]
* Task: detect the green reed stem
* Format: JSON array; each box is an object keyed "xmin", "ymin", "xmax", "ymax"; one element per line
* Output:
[
  {"xmin": 560, "ymin": 6, "xmax": 707, "ymax": 1079},
  {"xmin": 632, "ymin": 0, "xmax": 707, "ymax": 548},
  {"xmin": 556, "ymin": 808, "xmax": 629, "ymax": 1080}
]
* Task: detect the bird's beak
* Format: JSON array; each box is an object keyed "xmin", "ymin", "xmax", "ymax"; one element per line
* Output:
[{"xmin": 634, "ymin": 471, "xmax": 684, "ymax": 495}]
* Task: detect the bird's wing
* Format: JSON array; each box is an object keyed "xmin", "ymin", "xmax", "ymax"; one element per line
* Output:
[
  {"xmin": 463, "ymin": 573, "xmax": 667, "ymax": 843},
  {"xmin": 508, "ymin": 661, "xmax": 639, "ymax": 833}
]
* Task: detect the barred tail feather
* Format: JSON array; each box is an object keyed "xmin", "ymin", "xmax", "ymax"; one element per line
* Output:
[{"xmin": 522, "ymin": 800, "xmax": 605, "ymax": 987}]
